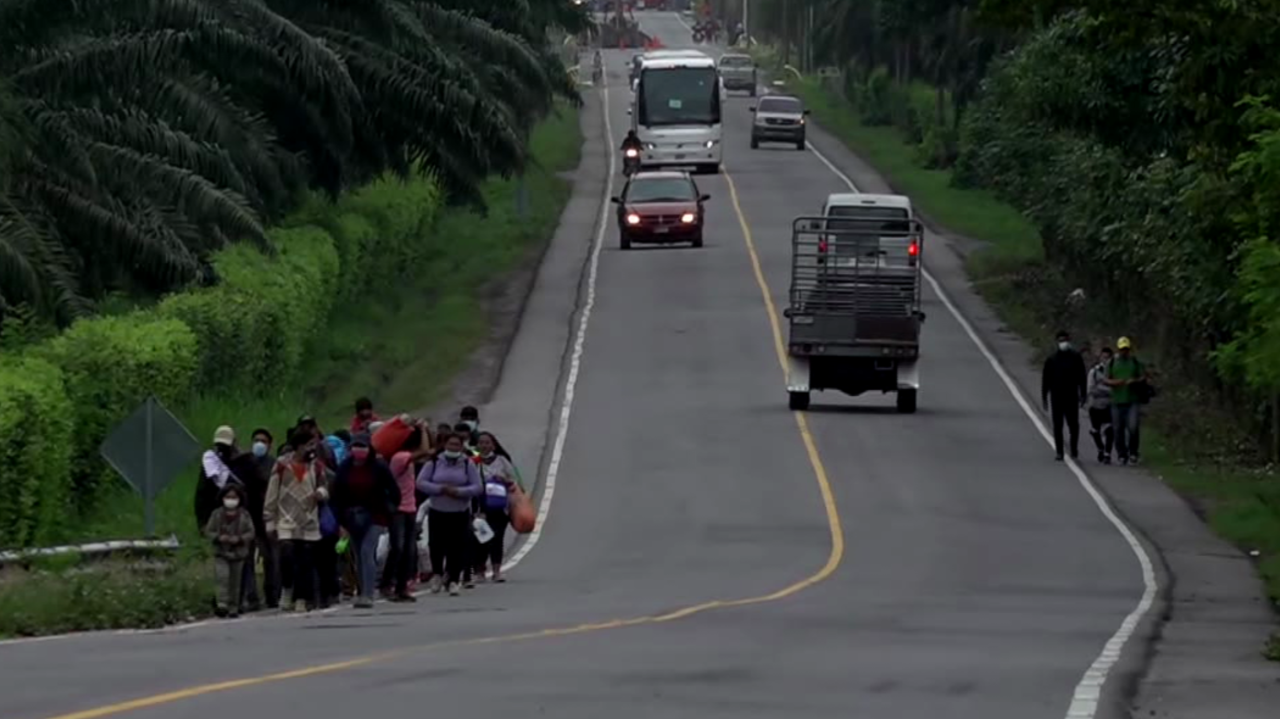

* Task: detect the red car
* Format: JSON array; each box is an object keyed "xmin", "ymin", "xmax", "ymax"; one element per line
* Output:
[{"xmin": 611, "ymin": 170, "xmax": 710, "ymax": 249}]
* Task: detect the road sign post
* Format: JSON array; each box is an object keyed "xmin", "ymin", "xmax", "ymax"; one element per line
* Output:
[{"xmin": 100, "ymin": 396, "xmax": 201, "ymax": 538}]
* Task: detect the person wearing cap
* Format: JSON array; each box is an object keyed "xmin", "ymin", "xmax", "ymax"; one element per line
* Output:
[
  {"xmin": 194, "ymin": 425, "xmax": 241, "ymax": 530},
  {"xmin": 1041, "ymin": 330, "xmax": 1087, "ymax": 460},
  {"xmin": 330, "ymin": 433, "xmax": 401, "ymax": 608},
  {"xmin": 1106, "ymin": 336, "xmax": 1147, "ymax": 465}
]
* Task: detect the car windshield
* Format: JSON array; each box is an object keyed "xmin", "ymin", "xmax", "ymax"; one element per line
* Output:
[
  {"xmin": 627, "ymin": 178, "xmax": 695, "ymax": 203},
  {"xmin": 720, "ymin": 56, "xmax": 751, "ymax": 67},
  {"xmin": 758, "ymin": 97, "xmax": 802, "ymax": 114}
]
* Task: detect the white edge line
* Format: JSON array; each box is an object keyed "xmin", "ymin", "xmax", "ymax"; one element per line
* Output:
[
  {"xmin": 503, "ymin": 69, "xmax": 616, "ymax": 570},
  {"xmin": 0, "ymin": 70, "xmax": 618, "ymax": 650},
  {"xmin": 804, "ymin": 141, "xmax": 1157, "ymax": 719}
]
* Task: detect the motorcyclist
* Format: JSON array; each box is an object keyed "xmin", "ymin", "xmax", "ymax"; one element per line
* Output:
[{"xmin": 620, "ymin": 130, "xmax": 643, "ymax": 155}]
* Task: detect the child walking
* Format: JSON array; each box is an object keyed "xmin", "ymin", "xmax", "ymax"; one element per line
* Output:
[{"xmin": 204, "ymin": 484, "xmax": 256, "ymax": 617}]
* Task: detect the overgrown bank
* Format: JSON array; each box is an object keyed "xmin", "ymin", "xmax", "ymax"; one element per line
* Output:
[
  {"xmin": 754, "ymin": 51, "xmax": 1280, "ymax": 632},
  {"xmin": 0, "ymin": 106, "xmax": 582, "ymax": 637}
]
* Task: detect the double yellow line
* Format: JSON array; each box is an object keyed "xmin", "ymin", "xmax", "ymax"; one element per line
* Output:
[{"xmin": 34, "ymin": 111, "xmax": 845, "ymax": 719}]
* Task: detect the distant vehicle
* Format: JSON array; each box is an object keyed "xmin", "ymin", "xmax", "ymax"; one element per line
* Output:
[
  {"xmin": 749, "ymin": 94, "xmax": 809, "ymax": 150},
  {"xmin": 629, "ymin": 50, "xmax": 722, "ymax": 174},
  {"xmin": 610, "ymin": 170, "xmax": 710, "ymax": 249},
  {"xmin": 717, "ymin": 53, "xmax": 756, "ymax": 96},
  {"xmin": 783, "ymin": 193, "xmax": 925, "ymax": 412}
]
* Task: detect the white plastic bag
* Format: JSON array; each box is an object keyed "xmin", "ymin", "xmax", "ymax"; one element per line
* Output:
[
  {"xmin": 376, "ymin": 531, "xmax": 389, "ymax": 567},
  {"xmin": 472, "ymin": 516, "xmax": 495, "ymax": 544}
]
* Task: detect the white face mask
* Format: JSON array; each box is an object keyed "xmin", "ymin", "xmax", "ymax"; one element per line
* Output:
[
  {"xmin": 252, "ymin": 441, "xmax": 268, "ymax": 457},
  {"xmin": 442, "ymin": 450, "xmax": 462, "ymax": 460},
  {"xmin": 462, "ymin": 420, "xmax": 478, "ymax": 432},
  {"xmin": 1058, "ymin": 341, "xmax": 1070, "ymax": 351},
  {"xmin": 223, "ymin": 497, "xmax": 240, "ymax": 509}
]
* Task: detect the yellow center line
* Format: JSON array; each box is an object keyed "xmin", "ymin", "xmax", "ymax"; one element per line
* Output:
[{"xmin": 32, "ymin": 161, "xmax": 845, "ymax": 719}]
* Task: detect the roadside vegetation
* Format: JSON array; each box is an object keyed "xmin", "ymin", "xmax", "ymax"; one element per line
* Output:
[
  {"xmin": 749, "ymin": 0, "xmax": 1280, "ymax": 648},
  {"xmin": 0, "ymin": 0, "xmax": 587, "ymax": 636}
]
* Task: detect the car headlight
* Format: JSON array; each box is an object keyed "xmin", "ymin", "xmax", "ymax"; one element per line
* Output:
[
  {"xmin": 704, "ymin": 139, "xmax": 718, "ymax": 148},
  {"xmin": 626, "ymin": 213, "xmax": 641, "ymax": 225},
  {"xmin": 680, "ymin": 212, "xmax": 695, "ymax": 223},
  {"xmin": 644, "ymin": 142, "xmax": 657, "ymax": 150}
]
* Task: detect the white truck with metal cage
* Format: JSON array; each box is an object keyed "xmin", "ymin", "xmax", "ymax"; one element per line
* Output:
[
  {"xmin": 782, "ymin": 194, "xmax": 926, "ymax": 412},
  {"xmin": 628, "ymin": 50, "xmax": 722, "ymax": 174}
]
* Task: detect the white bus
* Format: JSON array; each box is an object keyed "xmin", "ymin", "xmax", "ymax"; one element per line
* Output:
[{"xmin": 631, "ymin": 51, "xmax": 722, "ymax": 175}]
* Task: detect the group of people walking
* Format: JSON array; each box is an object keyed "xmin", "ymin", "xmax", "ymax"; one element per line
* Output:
[
  {"xmin": 195, "ymin": 402, "xmax": 525, "ymax": 617},
  {"xmin": 1041, "ymin": 331, "xmax": 1153, "ymax": 465}
]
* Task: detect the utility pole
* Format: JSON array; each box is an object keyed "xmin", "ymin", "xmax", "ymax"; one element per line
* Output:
[{"xmin": 781, "ymin": 0, "xmax": 789, "ymax": 66}]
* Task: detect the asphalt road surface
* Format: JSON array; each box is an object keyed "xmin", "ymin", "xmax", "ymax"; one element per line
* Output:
[{"xmin": 0, "ymin": 14, "xmax": 1149, "ymax": 719}]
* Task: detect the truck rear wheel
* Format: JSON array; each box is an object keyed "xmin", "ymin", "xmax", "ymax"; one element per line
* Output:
[
  {"xmin": 788, "ymin": 391, "xmax": 810, "ymax": 411},
  {"xmin": 896, "ymin": 389, "xmax": 917, "ymax": 414}
]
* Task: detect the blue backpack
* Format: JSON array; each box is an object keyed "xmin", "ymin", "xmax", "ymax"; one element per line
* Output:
[{"xmin": 325, "ymin": 435, "xmax": 349, "ymax": 465}]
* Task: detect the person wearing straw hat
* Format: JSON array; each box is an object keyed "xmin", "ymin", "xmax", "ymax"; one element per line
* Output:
[{"xmin": 1105, "ymin": 336, "xmax": 1148, "ymax": 465}]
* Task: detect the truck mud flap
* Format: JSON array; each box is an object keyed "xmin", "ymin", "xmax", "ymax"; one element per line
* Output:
[
  {"xmin": 787, "ymin": 354, "xmax": 810, "ymax": 392},
  {"xmin": 896, "ymin": 359, "xmax": 920, "ymax": 390}
]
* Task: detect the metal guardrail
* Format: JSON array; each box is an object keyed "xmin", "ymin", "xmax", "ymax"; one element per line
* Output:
[{"xmin": 0, "ymin": 535, "xmax": 182, "ymax": 567}]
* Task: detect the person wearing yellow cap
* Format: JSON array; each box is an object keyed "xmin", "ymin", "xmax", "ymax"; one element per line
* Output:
[{"xmin": 1105, "ymin": 336, "xmax": 1148, "ymax": 465}]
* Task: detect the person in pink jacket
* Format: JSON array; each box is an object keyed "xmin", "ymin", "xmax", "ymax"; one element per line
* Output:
[{"xmin": 381, "ymin": 422, "xmax": 429, "ymax": 601}]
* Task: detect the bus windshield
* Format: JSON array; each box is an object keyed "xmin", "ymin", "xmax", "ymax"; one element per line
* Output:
[{"xmin": 638, "ymin": 66, "xmax": 720, "ymax": 126}]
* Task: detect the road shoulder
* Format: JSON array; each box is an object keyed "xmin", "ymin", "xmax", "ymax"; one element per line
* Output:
[{"xmin": 799, "ymin": 107, "xmax": 1280, "ymax": 718}]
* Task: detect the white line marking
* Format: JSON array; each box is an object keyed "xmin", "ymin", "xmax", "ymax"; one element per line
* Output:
[
  {"xmin": 0, "ymin": 72, "xmax": 618, "ymax": 650},
  {"xmin": 804, "ymin": 142, "xmax": 1157, "ymax": 719},
  {"xmin": 503, "ymin": 73, "xmax": 616, "ymax": 571}
]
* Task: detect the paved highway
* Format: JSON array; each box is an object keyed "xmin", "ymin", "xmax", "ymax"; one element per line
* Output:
[{"xmin": 0, "ymin": 14, "xmax": 1147, "ymax": 719}]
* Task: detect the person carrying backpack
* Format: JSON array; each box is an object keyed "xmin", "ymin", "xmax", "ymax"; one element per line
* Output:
[
  {"xmin": 415, "ymin": 433, "xmax": 482, "ymax": 596},
  {"xmin": 1105, "ymin": 336, "xmax": 1151, "ymax": 465},
  {"xmin": 474, "ymin": 432, "xmax": 518, "ymax": 583}
]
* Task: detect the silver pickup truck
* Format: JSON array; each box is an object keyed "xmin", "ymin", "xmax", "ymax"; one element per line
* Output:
[{"xmin": 717, "ymin": 53, "xmax": 756, "ymax": 96}]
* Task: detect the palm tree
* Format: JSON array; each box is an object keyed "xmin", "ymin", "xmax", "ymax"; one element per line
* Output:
[{"xmin": 0, "ymin": 0, "xmax": 586, "ymax": 323}]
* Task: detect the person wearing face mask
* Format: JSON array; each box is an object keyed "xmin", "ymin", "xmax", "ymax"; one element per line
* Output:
[
  {"xmin": 1041, "ymin": 330, "xmax": 1087, "ymax": 461},
  {"xmin": 264, "ymin": 429, "xmax": 330, "ymax": 612},
  {"xmin": 415, "ymin": 434, "xmax": 483, "ymax": 596},
  {"xmin": 330, "ymin": 434, "xmax": 400, "ymax": 608},
  {"xmin": 204, "ymin": 485, "xmax": 256, "ymax": 618},
  {"xmin": 459, "ymin": 406, "xmax": 480, "ymax": 436},
  {"xmin": 227, "ymin": 428, "xmax": 278, "ymax": 611},
  {"xmin": 474, "ymin": 432, "xmax": 518, "ymax": 583}
]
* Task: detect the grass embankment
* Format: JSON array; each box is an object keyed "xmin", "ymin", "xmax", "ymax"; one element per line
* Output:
[
  {"xmin": 786, "ymin": 76, "xmax": 1280, "ymax": 629},
  {"xmin": 0, "ymin": 106, "xmax": 582, "ymax": 637}
]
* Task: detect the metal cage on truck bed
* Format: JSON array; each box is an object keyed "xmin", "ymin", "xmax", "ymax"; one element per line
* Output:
[{"xmin": 784, "ymin": 215, "xmax": 925, "ymax": 356}]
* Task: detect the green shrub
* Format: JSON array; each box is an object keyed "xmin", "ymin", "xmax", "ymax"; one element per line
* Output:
[
  {"xmin": 0, "ymin": 557, "xmax": 212, "ymax": 637},
  {"xmin": 35, "ymin": 316, "xmax": 198, "ymax": 501},
  {"xmin": 0, "ymin": 357, "xmax": 74, "ymax": 547}
]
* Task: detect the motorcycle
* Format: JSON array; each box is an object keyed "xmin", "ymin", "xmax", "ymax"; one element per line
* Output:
[{"xmin": 623, "ymin": 147, "xmax": 641, "ymax": 176}]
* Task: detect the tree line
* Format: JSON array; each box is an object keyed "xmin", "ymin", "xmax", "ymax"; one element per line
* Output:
[
  {"xmin": 750, "ymin": 0, "xmax": 1280, "ymax": 459},
  {"xmin": 0, "ymin": 0, "xmax": 588, "ymax": 326}
]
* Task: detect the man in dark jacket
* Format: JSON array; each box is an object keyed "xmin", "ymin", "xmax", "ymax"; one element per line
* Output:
[
  {"xmin": 1041, "ymin": 330, "xmax": 1087, "ymax": 461},
  {"xmin": 228, "ymin": 427, "xmax": 279, "ymax": 610},
  {"xmin": 330, "ymin": 434, "xmax": 400, "ymax": 608}
]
